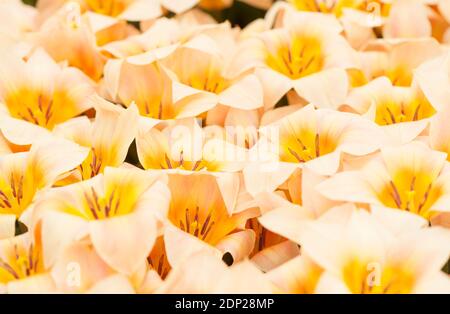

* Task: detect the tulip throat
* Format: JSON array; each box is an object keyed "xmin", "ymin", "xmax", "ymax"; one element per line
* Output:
[
  {"xmin": 0, "ymin": 173, "xmax": 33, "ymax": 218},
  {"xmin": 160, "ymin": 152, "xmax": 206, "ymax": 171},
  {"xmin": 378, "ymin": 173, "xmax": 442, "ymax": 220},
  {"xmin": 0, "ymin": 244, "xmax": 43, "ymax": 284},
  {"xmin": 5, "ymin": 91, "xmax": 55, "ymax": 129},
  {"xmin": 266, "ymin": 34, "xmax": 324, "ymax": 80},
  {"xmin": 147, "ymin": 237, "xmax": 171, "ymax": 279},
  {"xmin": 175, "ymin": 206, "xmax": 216, "ymax": 243},
  {"xmin": 82, "ymin": 187, "xmax": 125, "ymax": 220},
  {"xmin": 342, "ymin": 259, "xmax": 415, "ymax": 294},
  {"xmin": 281, "ymin": 132, "xmax": 337, "ymax": 163},
  {"xmin": 375, "ymin": 97, "xmax": 435, "ymax": 126},
  {"xmin": 85, "ymin": 0, "xmax": 131, "ymax": 17},
  {"xmin": 187, "ymin": 71, "xmax": 230, "ymax": 94}
]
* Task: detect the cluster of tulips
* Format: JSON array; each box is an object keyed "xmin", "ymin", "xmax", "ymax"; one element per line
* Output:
[{"xmin": 0, "ymin": 0, "xmax": 449, "ymax": 294}]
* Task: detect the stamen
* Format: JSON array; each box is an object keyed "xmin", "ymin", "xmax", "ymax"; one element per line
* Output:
[
  {"xmin": 386, "ymin": 107, "xmax": 397, "ymax": 124},
  {"xmin": 185, "ymin": 208, "xmax": 190, "ymax": 233},
  {"xmin": 202, "ymin": 221, "xmax": 215, "ymax": 240},
  {"xmin": 0, "ymin": 258, "xmax": 19, "ymax": 279},
  {"xmin": 191, "ymin": 160, "xmax": 201, "ymax": 171},
  {"xmin": 315, "ymin": 133, "xmax": 320, "ymax": 157},
  {"xmin": 288, "ymin": 147, "xmax": 305, "ymax": 163},
  {"xmin": 389, "ymin": 180, "xmax": 402, "ymax": 208},
  {"xmin": 84, "ymin": 191, "xmax": 99, "ymax": 220},
  {"xmin": 413, "ymin": 104, "xmax": 421, "ymax": 121},
  {"xmin": 165, "ymin": 154, "xmax": 173, "ymax": 169},
  {"xmin": 417, "ymin": 183, "xmax": 433, "ymax": 213}
]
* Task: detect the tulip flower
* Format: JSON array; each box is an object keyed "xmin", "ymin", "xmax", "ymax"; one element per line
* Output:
[
  {"xmin": 243, "ymin": 104, "xmax": 384, "ymax": 203},
  {"xmin": 152, "ymin": 173, "xmax": 257, "ymax": 278},
  {"xmin": 0, "ymin": 48, "xmax": 95, "ymax": 130},
  {"xmin": 300, "ymin": 206, "xmax": 450, "ymax": 293},
  {"xmin": 38, "ymin": 0, "xmax": 199, "ymax": 21},
  {"xmin": 230, "ymin": 10, "xmax": 357, "ymax": 109},
  {"xmin": 318, "ymin": 142, "xmax": 450, "ymax": 221},
  {"xmin": 36, "ymin": 167, "xmax": 170, "ymax": 276},
  {"xmin": 104, "ymin": 47, "xmax": 218, "ymax": 122},
  {"xmin": 53, "ymin": 95, "xmax": 140, "ymax": 180},
  {"xmin": 0, "ymin": 226, "xmax": 54, "ymax": 293},
  {"xmin": 161, "ymin": 35, "xmax": 264, "ymax": 117},
  {"xmin": 345, "ymin": 76, "xmax": 438, "ymax": 145},
  {"xmin": 34, "ymin": 4, "xmax": 106, "ymax": 81},
  {"xmin": 0, "ymin": 139, "xmax": 88, "ymax": 222}
]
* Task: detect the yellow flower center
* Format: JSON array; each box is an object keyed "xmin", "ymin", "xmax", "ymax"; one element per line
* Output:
[
  {"xmin": 0, "ymin": 172, "xmax": 36, "ymax": 218},
  {"xmin": 185, "ymin": 68, "xmax": 231, "ymax": 94},
  {"xmin": 266, "ymin": 34, "xmax": 324, "ymax": 80},
  {"xmin": 79, "ymin": 148, "xmax": 104, "ymax": 180},
  {"xmin": 4, "ymin": 84, "xmax": 83, "ymax": 130},
  {"xmin": 377, "ymin": 170, "xmax": 442, "ymax": 220},
  {"xmin": 5, "ymin": 90, "xmax": 55, "ymax": 129},
  {"xmin": 342, "ymin": 258, "xmax": 415, "ymax": 294},
  {"xmin": 374, "ymin": 95, "xmax": 435, "ymax": 126},
  {"xmin": 84, "ymin": 0, "xmax": 131, "ymax": 17},
  {"xmin": 81, "ymin": 186, "xmax": 127, "ymax": 220},
  {"xmin": 0, "ymin": 243, "xmax": 44, "ymax": 284},
  {"xmin": 289, "ymin": 0, "xmax": 390, "ymax": 17},
  {"xmin": 280, "ymin": 130, "xmax": 337, "ymax": 163}
]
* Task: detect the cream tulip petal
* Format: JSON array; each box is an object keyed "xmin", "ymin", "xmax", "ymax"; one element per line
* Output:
[
  {"xmin": 318, "ymin": 171, "xmax": 380, "ymax": 204},
  {"xmin": 381, "ymin": 120, "xmax": 429, "ymax": 146},
  {"xmin": 6, "ymin": 274, "xmax": 56, "ymax": 294},
  {"xmin": 258, "ymin": 205, "xmax": 315, "ymax": 244},
  {"xmin": 51, "ymin": 241, "xmax": 113, "ymax": 293},
  {"xmin": 293, "ymin": 68, "xmax": 349, "ymax": 109},
  {"xmin": 255, "ymin": 68, "xmax": 293, "ymax": 110},
  {"xmin": 215, "ymin": 229, "xmax": 255, "ymax": 263},
  {"xmin": 164, "ymin": 223, "xmax": 221, "ymax": 268},
  {"xmin": 87, "ymin": 274, "xmax": 135, "ymax": 294},
  {"xmin": 314, "ymin": 272, "xmax": 351, "ymax": 294},
  {"xmin": 218, "ymin": 74, "xmax": 263, "ymax": 110},
  {"xmin": 160, "ymin": 0, "xmax": 198, "ymax": 14},
  {"xmin": 304, "ymin": 151, "xmax": 341, "ymax": 176},
  {"xmin": 119, "ymin": 0, "xmax": 163, "ymax": 21},
  {"xmin": 383, "ymin": 0, "xmax": 431, "ymax": 38},
  {"xmin": 89, "ymin": 210, "xmax": 157, "ymax": 275},
  {"xmin": 0, "ymin": 116, "xmax": 52, "ymax": 146},
  {"xmin": 251, "ymin": 241, "xmax": 300, "ymax": 273},
  {"xmin": 370, "ymin": 205, "xmax": 428, "ymax": 236},
  {"xmin": 0, "ymin": 214, "xmax": 16, "ymax": 240},
  {"xmin": 243, "ymin": 161, "xmax": 298, "ymax": 197},
  {"xmin": 40, "ymin": 210, "xmax": 89, "ymax": 269}
]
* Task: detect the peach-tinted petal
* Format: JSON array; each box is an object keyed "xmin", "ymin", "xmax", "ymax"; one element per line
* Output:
[
  {"xmin": 6, "ymin": 273, "xmax": 56, "ymax": 294},
  {"xmin": 293, "ymin": 68, "xmax": 349, "ymax": 109},
  {"xmin": 258, "ymin": 205, "xmax": 315, "ymax": 244},
  {"xmin": 0, "ymin": 214, "xmax": 15, "ymax": 240},
  {"xmin": 251, "ymin": 240, "xmax": 300, "ymax": 272},
  {"xmin": 89, "ymin": 209, "xmax": 157, "ymax": 275},
  {"xmin": 87, "ymin": 274, "xmax": 135, "ymax": 294},
  {"xmin": 215, "ymin": 229, "xmax": 255, "ymax": 263},
  {"xmin": 163, "ymin": 223, "xmax": 221, "ymax": 268}
]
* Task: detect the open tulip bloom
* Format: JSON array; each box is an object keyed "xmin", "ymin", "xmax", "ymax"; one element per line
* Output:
[{"xmin": 0, "ymin": 0, "xmax": 448, "ymax": 295}]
